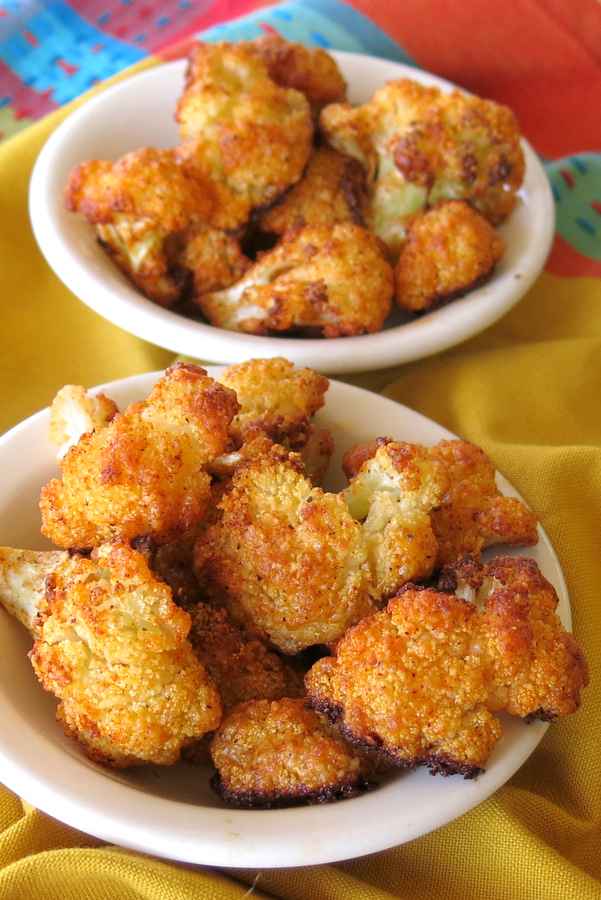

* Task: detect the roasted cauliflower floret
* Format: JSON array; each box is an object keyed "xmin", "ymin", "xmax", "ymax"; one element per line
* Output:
[
  {"xmin": 258, "ymin": 147, "xmax": 368, "ymax": 236},
  {"xmin": 395, "ymin": 201, "xmax": 505, "ymax": 311},
  {"xmin": 197, "ymin": 223, "xmax": 394, "ymax": 337},
  {"xmin": 40, "ymin": 363, "xmax": 239, "ymax": 549},
  {"xmin": 247, "ymin": 35, "xmax": 346, "ymax": 117},
  {"xmin": 440, "ymin": 556, "xmax": 588, "ymax": 720},
  {"xmin": 188, "ymin": 603, "xmax": 303, "ymax": 711},
  {"xmin": 0, "ymin": 543, "xmax": 221, "ymax": 767},
  {"xmin": 321, "ymin": 78, "xmax": 524, "ymax": 256},
  {"xmin": 65, "ymin": 148, "xmax": 218, "ymax": 306},
  {"xmin": 429, "ymin": 439, "xmax": 539, "ymax": 565},
  {"xmin": 49, "ymin": 385, "xmax": 118, "ymax": 460},
  {"xmin": 210, "ymin": 698, "xmax": 367, "ymax": 808},
  {"xmin": 307, "ymin": 557, "xmax": 587, "ymax": 776},
  {"xmin": 343, "ymin": 441, "xmax": 449, "ymax": 599},
  {"xmin": 180, "ymin": 224, "xmax": 251, "ymax": 297},
  {"xmin": 219, "ymin": 357, "xmax": 329, "ymax": 445},
  {"xmin": 194, "ymin": 442, "xmax": 374, "ymax": 654},
  {"xmin": 176, "ymin": 42, "xmax": 313, "ymax": 230}
]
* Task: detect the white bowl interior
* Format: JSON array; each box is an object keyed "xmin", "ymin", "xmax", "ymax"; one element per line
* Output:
[
  {"xmin": 0, "ymin": 370, "xmax": 569, "ymax": 867},
  {"xmin": 29, "ymin": 53, "xmax": 555, "ymax": 374}
]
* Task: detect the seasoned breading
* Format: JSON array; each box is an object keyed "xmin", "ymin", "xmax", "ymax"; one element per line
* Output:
[
  {"xmin": 429, "ymin": 439, "xmax": 538, "ymax": 565},
  {"xmin": 194, "ymin": 442, "xmax": 375, "ymax": 654},
  {"xmin": 28, "ymin": 543, "xmax": 221, "ymax": 767},
  {"xmin": 440, "ymin": 556, "xmax": 588, "ymax": 719},
  {"xmin": 395, "ymin": 201, "xmax": 505, "ymax": 311},
  {"xmin": 188, "ymin": 603, "xmax": 303, "ymax": 710},
  {"xmin": 65, "ymin": 148, "xmax": 217, "ymax": 306},
  {"xmin": 258, "ymin": 147, "xmax": 368, "ymax": 236},
  {"xmin": 197, "ymin": 223, "xmax": 394, "ymax": 337},
  {"xmin": 295, "ymin": 424, "xmax": 335, "ymax": 485},
  {"xmin": 210, "ymin": 698, "xmax": 366, "ymax": 808},
  {"xmin": 307, "ymin": 557, "xmax": 587, "ymax": 776},
  {"xmin": 247, "ymin": 35, "xmax": 346, "ymax": 117},
  {"xmin": 49, "ymin": 385, "xmax": 118, "ymax": 460},
  {"xmin": 180, "ymin": 224, "xmax": 251, "ymax": 297},
  {"xmin": 176, "ymin": 42, "xmax": 313, "ymax": 230},
  {"xmin": 343, "ymin": 438, "xmax": 538, "ymax": 566},
  {"xmin": 321, "ymin": 78, "xmax": 524, "ymax": 255},
  {"xmin": 343, "ymin": 441, "xmax": 449, "ymax": 598},
  {"xmin": 40, "ymin": 363, "xmax": 239, "ymax": 549},
  {"xmin": 219, "ymin": 357, "xmax": 329, "ymax": 445}
]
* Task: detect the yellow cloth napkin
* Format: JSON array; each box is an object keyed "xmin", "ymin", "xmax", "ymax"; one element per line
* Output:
[{"xmin": 1, "ymin": 60, "xmax": 600, "ymax": 900}]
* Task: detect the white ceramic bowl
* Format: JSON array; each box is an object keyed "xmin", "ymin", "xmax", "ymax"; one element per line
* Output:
[
  {"xmin": 29, "ymin": 53, "xmax": 554, "ymax": 374},
  {"xmin": 0, "ymin": 370, "xmax": 569, "ymax": 867}
]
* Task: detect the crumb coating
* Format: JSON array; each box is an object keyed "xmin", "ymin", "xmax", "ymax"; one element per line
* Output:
[
  {"xmin": 307, "ymin": 557, "xmax": 587, "ymax": 776},
  {"xmin": 211, "ymin": 698, "xmax": 366, "ymax": 808},
  {"xmin": 197, "ymin": 223, "xmax": 393, "ymax": 337},
  {"xmin": 176, "ymin": 42, "xmax": 313, "ymax": 229},
  {"xmin": 258, "ymin": 147, "xmax": 368, "ymax": 236},
  {"xmin": 321, "ymin": 78, "xmax": 524, "ymax": 255},
  {"xmin": 40, "ymin": 363, "xmax": 239, "ymax": 548},
  {"xmin": 30, "ymin": 543, "xmax": 221, "ymax": 767},
  {"xmin": 194, "ymin": 442, "xmax": 374, "ymax": 654},
  {"xmin": 395, "ymin": 200, "xmax": 505, "ymax": 311}
]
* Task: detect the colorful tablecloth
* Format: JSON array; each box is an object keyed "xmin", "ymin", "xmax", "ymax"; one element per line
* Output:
[{"xmin": 0, "ymin": 1, "xmax": 600, "ymax": 897}]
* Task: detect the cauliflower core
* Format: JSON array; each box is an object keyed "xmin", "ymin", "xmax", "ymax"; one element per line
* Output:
[
  {"xmin": 321, "ymin": 78, "xmax": 524, "ymax": 256},
  {"xmin": 197, "ymin": 223, "xmax": 394, "ymax": 337},
  {"xmin": 27, "ymin": 543, "xmax": 221, "ymax": 767},
  {"xmin": 211, "ymin": 698, "xmax": 366, "ymax": 808},
  {"xmin": 307, "ymin": 557, "xmax": 587, "ymax": 776},
  {"xmin": 40, "ymin": 363, "xmax": 239, "ymax": 549}
]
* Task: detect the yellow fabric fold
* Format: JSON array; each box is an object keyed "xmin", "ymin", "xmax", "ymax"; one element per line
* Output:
[{"xmin": 0, "ymin": 55, "xmax": 600, "ymax": 900}]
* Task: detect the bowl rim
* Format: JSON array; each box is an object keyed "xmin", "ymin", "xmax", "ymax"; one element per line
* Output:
[{"xmin": 28, "ymin": 51, "xmax": 555, "ymax": 375}]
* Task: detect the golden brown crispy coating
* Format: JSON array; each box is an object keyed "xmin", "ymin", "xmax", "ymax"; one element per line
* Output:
[
  {"xmin": 429, "ymin": 439, "xmax": 539, "ymax": 565},
  {"xmin": 219, "ymin": 357, "xmax": 329, "ymax": 445},
  {"xmin": 210, "ymin": 698, "xmax": 366, "ymax": 808},
  {"xmin": 197, "ymin": 223, "xmax": 394, "ymax": 337},
  {"xmin": 295, "ymin": 424, "xmax": 335, "ymax": 485},
  {"xmin": 247, "ymin": 35, "xmax": 346, "ymax": 117},
  {"xmin": 30, "ymin": 543, "xmax": 221, "ymax": 767},
  {"xmin": 40, "ymin": 363, "xmax": 239, "ymax": 549},
  {"xmin": 176, "ymin": 42, "xmax": 313, "ymax": 230},
  {"xmin": 180, "ymin": 224, "xmax": 251, "ymax": 297},
  {"xmin": 65, "ymin": 148, "xmax": 216, "ymax": 306},
  {"xmin": 188, "ymin": 602, "xmax": 303, "ymax": 711},
  {"xmin": 194, "ymin": 442, "xmax": 374, "ymax": 654},
  {"xmin": 343, "ymin": 438, "xmax": 538, "ymax": 566},
  {"xmin": 49, "ymin": 385, "xmax": 118, "ymax": 460},
  {"xmin": 343, "ymin": 441, "xmax": 449, "ymax": 599},
  {"xmin": 440, "ymin": 556, "xmax": 589, "ymax": 720},
  {"xmin": 306, "ymin": 587, "xmax": 501, "ymax": 776},
  {"xmin": 307, "ymin": 557, "xmax": 587, "ymax": 776},
  {"xmin": 321, "ymin": 78, "xmax": 524, "ymax": 256},
  {"xmin": 395, "ymin": 201, "xmax": 505, "ymax": 311},
  {"xmin": 258, "ymin": 147, "xmax": 368, "ymax": 236}
]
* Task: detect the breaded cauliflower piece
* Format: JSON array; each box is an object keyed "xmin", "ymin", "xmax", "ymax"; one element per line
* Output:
[
  {"xmin": 321, "ymin": 79, "xmax": 524, "ymax": 255},
  {"xmin": 258, "ymin": 147, "xmax": 368, "ymax": 236},
  {"xmin": 194, "ymin": 442, "xmax": 374, "ymax": 654},
  {"xmin": 65, "ymin": 148, "xmax": 220, "ymax": 306},
  {"xmin": 49, "ymin": 385, "xmax": 118, "ymax": 460},
  {"xmin": 188, "ymin": 602, "xmax": 303, "ymax": 711},
  {"xmin": 40, "ymin": 363, "xmax": 239, "ymax": 549},
  {"xmin": 429, "ymin": 439, "xmax": 539, "ymax": 565},
  {"xmin": 0, "ymin": 547, "xmax": 68, "ymax": 633},
  {"xmin": 0, "ymin": 543, "xmax": 221, "ymax": 766},
  {"xmin": 395, "ymin": 201, "xmax": 505, "ymax": 311},
  {"xmin": 210, "ymin": 698, "xmax": 366, "ymax": 808},
  {"xmin": 440, "ymin": 556, "xmax": 588, "ymax": 720},
  {"xmin": 343, "ymin": 441, "xmax": 449, "ymax": 599},
  {"xmin": 219, "ymin": 357, "xmax": 329, "ymax": 445},
  {"xmin": 180, "ymin": 224, "xmax": 251, "ymax": 297},
  {"xmin": 197, "ymin": 223, "xmax": 394, "ymax": 337},
  {"xmin": 176, "ymin": 42, "xmax": 313, "ymax": 230},
  {"xmin": 307, "ymin": 557, "xmax": 587, "ymax": 776},
  {"xmin": 247, "ymin": 35, "xmax": 346, "ymax": 117},
  {"xmin": 343, "ymin": 438, "xmax": 538, "ymax": 566}
]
